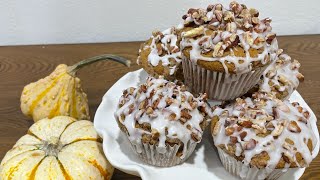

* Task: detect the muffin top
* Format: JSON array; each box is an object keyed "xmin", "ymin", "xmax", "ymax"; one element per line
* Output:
[
  {"xmin": 137, "ymin": 27, "xmax": 186, "ymax": 78},
  {"xmin": 115, "ymin": 76, "xmax": 212, "ymax": 158},
  {"xmin": 259, "ymin": 50, "xmax": 304, "ymax": 100},
  {"xmin": 180, "ymin": 1, "xmax": 278, "ymax": 74},
  {"xmin": 211, "ymin": 92, "xmax": 316, "ymax": 169}
]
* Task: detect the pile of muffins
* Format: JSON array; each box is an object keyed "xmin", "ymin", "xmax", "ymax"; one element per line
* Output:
[{"xmin": 114, "ymin": 1, "xmax": 317, "ymax": 180}]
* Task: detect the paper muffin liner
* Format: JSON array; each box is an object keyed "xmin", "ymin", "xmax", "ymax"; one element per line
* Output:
[
  {"xmin": 128, "ymin": 138, "xmax": 197, "ymax": 167},
  {"xmin": 182, "ymin": 59, "xmax": 268, "ymax": 100},
  {"xmin": 217, "ymin": 148, "xmax": 299, "ymax": 180}
]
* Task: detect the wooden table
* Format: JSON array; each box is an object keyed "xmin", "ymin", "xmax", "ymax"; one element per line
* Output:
[{"xmin": 0, "ymin": 35, "xmax": 319, "ymax": 179}]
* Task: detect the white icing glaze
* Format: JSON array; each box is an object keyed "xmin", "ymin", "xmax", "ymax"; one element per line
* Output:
[
  {"xmin": 115, "ymin": 76, "xmax": 212, "ymax": 158},
  {"xmin": 139, "ymin": 27, "xmax": 182, "ymax": 76},
  {"xmin": 259, "ymin": 51, "xmax": 303, "ymax": 99},
  {"xmin": 180, "ymin": 2, "xmax": 279, "ymax": 74},
  {"xmin": 212, "ymin": 93, "xmax": 317, "ymax": 179}
]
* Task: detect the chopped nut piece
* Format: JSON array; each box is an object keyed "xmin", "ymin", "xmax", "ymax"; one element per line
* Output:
[
  {"xmin": 191, "ymin": 133, "xmax": 201, "ymax": 142},
  {"xmin": 140, "ymin": 84, "xmax": 147, "ymax": 93},
  {"xmin": 207, "ymin": 4, "xmax": 214, "ymax": 11},
  {"xmin": 180, "ymin": 118, "xmax": 187, "ymax": 124},
  {"xmin": 262, "ymin": 18, "xmax": 272, "ymax": 24},
  {"xmin": 182, "ymin": 14, "xmax": 188, "ymax": 20},
  {"xmin": 180, "ymin": 85, "xmax": 187, "ymax": 92},
  {"xmin": 230, "ymin": 136, "xmax": 238, "ymax": 144},
  {"xmin": 139, "ymin": 100, "xmax": 147, "ymax": 110},
  {"xmin": 156, "ymin": 44, "xmax": 163, "ymax": 56},
  {"xmin": 152, "ymin": 98, "xmax": 160, "ymax": 109},
  {"xmin": 272, "ymin": 107, "xmax": 279, "ymax": 119},
  {"xmin": 236, "ymin": 125, "xmax": 243, "ymax": 131},
  {"xmin": 266, "ymin": 122, "xmax": 275, "ymax": 131},
  {"xmin": 169, "ymin": 113, "xmax": 176, "ymax": 120},
  {"xmin": 226, "ymin": 22, "xmax": 237, "ymax": 33},
  {"xmin": 224, "ymin": 11, "xmax": 235, "ymax": 22},
  {"xmin": 152, "ymin": 30, "xmax": 164, "ymax": 38},
  {"xmin": 296, "ymin": 73, "xmax": 304, "ymax": 81},
  {"xmin": 243, "ymin": 32, "xmax": 254, "ymax": 46},
  {"xmin": 214, "ymin": 10, "xmax": 223, "ymax": 22},
  {"xmin": 252, "ymin": 124, "xmax": 267, "ymax": 134},
  {"xmin": 151, "ymin": 129, "xmax": 160, "ymax": 139},
  {"xmin": 288, "ymin": 121, "xmax": 301, "ymax": 133},
  {"xmin": 129, "ymin": 87, "xmax": 135, "ymax": 95},
  {"xmin": 252, "ymin": 17, "xmax": 260, "ymax": 25},
  {"xmin": 165, "ymin": 98, "xmax": 174, "ymax": 106},
  {"xmin": 285, "ymin": 138, "xmax": 295, "ymax": 145},
  {"xmin": 272, "ymin": 122, "xmax": 284, "ymax": 137},
  {"xmin": 238, "ymin": 120, "xmax": 253, "ymax": 128},
  {"xmin": 146, "ymin": 106, "xmax": 153, "ymax": 115},
  {"xmin": 239, "ymin": 131, "xmax": 247, "ymax": 141},
  {"xmin": 128, "ymin": 104, "xmax": 135, "ymax": 114},
  {"xmin": 212, "ymin": 42, "xmax": 224, "ymax": 57},
  {"xmin": 187, "ymin": 8, "xmax": 197, "ymax": 15},
  {"xmin": 278, "ymin": 75, "xmax": 288, "ymax": 84},
  {"xmin": 249, "ymin": 8, "xmax": 259, "ymax": 17},
  {"xmin": 253, "ymin": 37, "xmax": 265, "ymax": 46},
  {"xmin": 266, "ymin": 33, "xmax": 276, "ymax": 44},
  {"xmin": 189, "ymin": 101, "xmax": 198, "ymax": 109},
  {"xmin": 244, "ymin": 139, "xmax": 257, "ymax": 150},
  {"xmin": 282, "ymin": 153, "xmax": 291, "ymax": 163},
  {"xmin": 229, "ymin": 1, "xmax": 242, "ymax": 15},
  {"xmin": 181, "ymin": 109, "xmax": 192, "ymax": 119},
  {"xmin": 215, "ymin": 4, "xmax": 223, "ymax": 11},
  {"xmin": 225, "ymin": 33, "xmax": 239, "ymax": 48},
  {"xmin": 276, "ymin": 49, "xmax": 284, "ymax": 56},
  {"xmin": 183, "ymin": 26, "xmax": 204, "ymax": 38},
  {"xmin": 303, "ymin": 111, "xmax": 310, "ymax": 119},
  {"xmin": 225, "ymin": 127, "xmax": 235, "ymax": 136}
]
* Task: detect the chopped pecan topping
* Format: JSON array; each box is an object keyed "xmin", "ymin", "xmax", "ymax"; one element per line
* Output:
[
  {"xmin": 288, "ymin": 121, "xmax": 301, "ymax": 133},
  {"xmin": 244, "ymin": 139, "xmax": 257, "ymax": 150}
]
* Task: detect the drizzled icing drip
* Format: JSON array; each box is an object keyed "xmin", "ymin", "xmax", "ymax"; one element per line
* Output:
[
  {"xmin": 212, "ymin": 92, "xmax": 317, "ymax": 179},
  {"xmin": 180, "ymin": 1, "xmax": 279, "ymax": 74},
  {"xmin": 138, "ymin": 27, "xmax": 182, "ymax": 75},
  {"xmin": 259, "ymin": 51, "xmax": 304, "ymax": 99},
  {"xmin": 115, "ymin": 76, "xmax": 212, "ymax": 158}
]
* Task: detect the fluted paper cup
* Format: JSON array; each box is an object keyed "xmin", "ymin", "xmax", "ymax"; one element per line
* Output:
[
  {"xmin": 217, "ymin": 148, "xmax": 299, "ymax": 180},
  {"xmin": 128, "ymin": 139, "xmax": 197, "ymax": 167},
  {"xmin": 182, "ymin": 59, "xmax": 268, "ymax": 100}
]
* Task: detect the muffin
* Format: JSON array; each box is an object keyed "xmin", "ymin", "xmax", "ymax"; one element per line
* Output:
[
  {"xmin": 180, "ymin": 1, "xmax": 279, "ymax": 100},
  {"xmin": 115, "ymin": 76, "xmax": 212, "ymax": 167},
  {"xmin": 258, "ymin": 50, "xmax": 304, "ymax": 100},
  {"xmin": 137, "ymin": 27, "xmax": 191, "ymax": 81},
  {"xmin": 211, "ymin": 92, "xmax": 317, "ymax": 180}
]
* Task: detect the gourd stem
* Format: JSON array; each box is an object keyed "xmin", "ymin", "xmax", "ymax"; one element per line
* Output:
[{"xmin": 67, "ymin": 54, "xmax": 131, "ymax": 75}]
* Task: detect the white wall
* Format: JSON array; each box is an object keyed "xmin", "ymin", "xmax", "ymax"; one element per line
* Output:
[{"xmin": 0, "ymin": 0, "xmax": 319, "ymax": 45}]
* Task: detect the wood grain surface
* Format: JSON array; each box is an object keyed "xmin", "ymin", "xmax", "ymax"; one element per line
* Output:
[{"xmin": 0, "ymin": 35, "xmax": 319, "ymax": 179}]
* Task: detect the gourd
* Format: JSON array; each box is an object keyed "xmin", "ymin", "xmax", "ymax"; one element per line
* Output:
[
  {"xmin": 21, "ymin": 54, "xmax": 131, "ymax": 122},
  {"xmin": 0, "ymin": 116, "xmax": 114, "ymax": 180}
]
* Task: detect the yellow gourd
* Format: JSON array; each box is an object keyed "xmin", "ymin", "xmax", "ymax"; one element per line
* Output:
[
  {"xmin": 0, "ymin": 116, "xmax": 114, "ymax": 180},
  {"xmin": 21, "ymin": 54, "xmax": 131, "ymax": 122}
]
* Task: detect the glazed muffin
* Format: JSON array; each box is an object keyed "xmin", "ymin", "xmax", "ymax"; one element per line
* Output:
[
  {"xmin": 180, "ymin": 1, "xmax": 279, "ymax": 100},
  {"xmin": 115, "ymin": 76, "xmax": 212, "ymax": 167},
  {"xmin": 137, "ymin": 27, "xmax": 191, "ymax": 81},
  {"xmin": 211, "ymin": 92, "xmax": 317, "ymax": 180},
  {"xmin": 258, "ymin": 50, "xmax": 304, "ymax": 100}
]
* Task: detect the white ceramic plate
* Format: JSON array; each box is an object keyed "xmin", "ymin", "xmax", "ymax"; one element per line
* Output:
[{"xmin": 94, "ymin": 69, "xmax": 319, "ymax": 180}]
